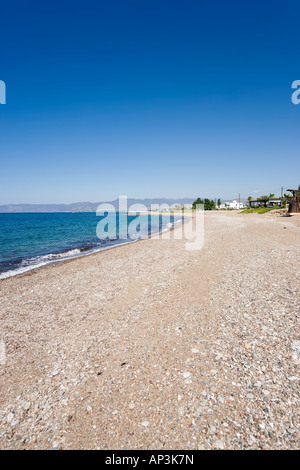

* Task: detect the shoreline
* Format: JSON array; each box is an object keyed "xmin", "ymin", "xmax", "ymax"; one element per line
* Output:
[{"xmin": 0, "ymin": 213, "xmax": 188, "ymax": 280}]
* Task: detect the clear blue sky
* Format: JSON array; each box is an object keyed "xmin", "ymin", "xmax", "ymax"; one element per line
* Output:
[{"xmin": 0, "ymin": 0, "xmax": 299, "ymax": 204}]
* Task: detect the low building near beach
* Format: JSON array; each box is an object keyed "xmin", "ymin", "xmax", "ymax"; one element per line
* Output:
[
  {"xmin": 220, "ymin": 200, "xmax": 245, "ymax": 210},
  {"xmin": 230, "ymin": 200, "xmax": 245, "ymax": 209},
  {"xmin": 249, "ymin": 197, "xmax": 282, "ymax": 208}
]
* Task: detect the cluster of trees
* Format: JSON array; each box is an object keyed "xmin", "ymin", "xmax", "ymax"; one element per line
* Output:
[{"xmin": 192, "ymin": 197, "xmax": 217, "ymax": 211}]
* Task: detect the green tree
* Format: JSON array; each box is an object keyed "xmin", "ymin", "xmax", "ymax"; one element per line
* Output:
[
  {"xmin": 192, "ymin": 197, "xmax": 203, "ymax": 210},
  {"xmin": 192, "ymin": 197, "xmax": 215, "ymax": 211},
  {"xmin": 204, "ymin": 198, "xmax": 215, "ymax": 210},
  {"xmin": 259, "ymin": 195, "xmax": 269, "ymax": 208}
]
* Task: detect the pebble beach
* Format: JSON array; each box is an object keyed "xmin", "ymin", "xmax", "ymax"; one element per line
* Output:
[{"xmin": 0, "ymin": 210, "xmax": 299, "ymax": 450}]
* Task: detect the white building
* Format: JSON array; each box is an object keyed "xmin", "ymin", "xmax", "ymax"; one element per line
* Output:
[
  {"xmin": 220, "ymin": 200, "xmax": 245, "ymax": 210},
  {"xmin": 230, "ymin": 200, "xmax": 245, "ymax": 209}
]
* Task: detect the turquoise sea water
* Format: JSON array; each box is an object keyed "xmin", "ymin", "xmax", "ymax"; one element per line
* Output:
[{"xmin": 0, "ymin": 212, "xmax": 182, "ymax": 278}]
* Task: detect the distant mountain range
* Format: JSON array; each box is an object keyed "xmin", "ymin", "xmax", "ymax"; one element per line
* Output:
[{"xmin": 0, "ymin": 198, "xmax": 196, "ymax": 213}]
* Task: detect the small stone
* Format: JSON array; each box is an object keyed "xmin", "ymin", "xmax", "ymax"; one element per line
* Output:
[
  {"xmin": 6, "ymin": 413, "xmax": 14, "ymax": 423},
  {"xmin": 214, "ymin": 439, "xmax": 224, "ymax": 449},
  {"xmin": 11, "ymin": 420, "xmax": 19, "ymax": 426},
  {"xmin": 191, "ymin": 348, "xmax": 199, "ymax": 354},
  {"xmin": 183, "ymin": 372, "xmax": 191, "ymax": 379},
  {"xmin": 129, "ymin": 402, "xmax": 135, "ymax": 410},
  {"xmin": 198, "ymin": 444, "xmax": 206, "ymax": 450},
  {"xmin": 23, "ymin": 402, "xmax": 31, "ymax": 411},
  {"xmin": 141, "ymin": 421, "xmax": 149, "ymax": 427}
]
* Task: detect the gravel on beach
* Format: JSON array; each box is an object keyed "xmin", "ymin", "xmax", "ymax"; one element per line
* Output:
[{"xmin": 0, "ymin": 211, "xmax": 299, "ymax": 450}]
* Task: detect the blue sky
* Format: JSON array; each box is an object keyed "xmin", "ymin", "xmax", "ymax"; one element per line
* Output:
[{"xmin": 0, "ymin": 0, "xmax": 299, "ymax": 204}]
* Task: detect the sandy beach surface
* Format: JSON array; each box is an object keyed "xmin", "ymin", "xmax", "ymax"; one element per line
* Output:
[{"xmin": 0, "ymin": 211, "xmax": 299, "ymax": 450}]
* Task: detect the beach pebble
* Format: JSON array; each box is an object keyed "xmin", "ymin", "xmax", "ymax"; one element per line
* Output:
[
  {"xmin": 6, "ymin": 413, "xmax": 14, "ymax": 423},
  {"xmin": 183, "ymin": 372, "xmax": 191, "ymax": 379},
  {"xmin": 214, "ymin": 439, "xmax": 224, "ymax": 450},
  {"xmin": 291, "ymin": 341, "xmax": 300, "ymax": 351}
]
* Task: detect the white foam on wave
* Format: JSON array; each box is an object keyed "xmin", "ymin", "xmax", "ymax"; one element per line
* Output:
[
  {"xmin": 0, "ymin": 248, "xmax": 83, "ymax": 279},
  {"xmin": 0, "ymin": 259, "xmax": 53, "ymax": 279},
  {"xmin": 21, "ymin": 248, "xmax": 82, "ymax": 265}
]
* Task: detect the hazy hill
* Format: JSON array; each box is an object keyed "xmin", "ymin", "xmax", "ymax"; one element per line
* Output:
[{"xmin": 0, "ymin": 198, "xmax": 196, "ymax": 213}]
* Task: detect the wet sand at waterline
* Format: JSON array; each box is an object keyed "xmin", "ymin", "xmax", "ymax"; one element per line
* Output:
[{"xmin": 0, "ymin": 211, "xmax": 299, "ymax": 449}]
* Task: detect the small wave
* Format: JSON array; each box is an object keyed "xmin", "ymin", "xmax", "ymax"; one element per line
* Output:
[
  {"xmin": 21, "ymin": 248, "xmax": 82, "ymax": 265},
  {"xmin": 0, "ymin": 248, "xmax": 84, "ymax": 279}
]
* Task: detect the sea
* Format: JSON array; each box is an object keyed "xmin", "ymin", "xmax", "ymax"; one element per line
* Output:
[{"xmin": 0, "ymin": 212, "xmax": 183, "ymax": 279}]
